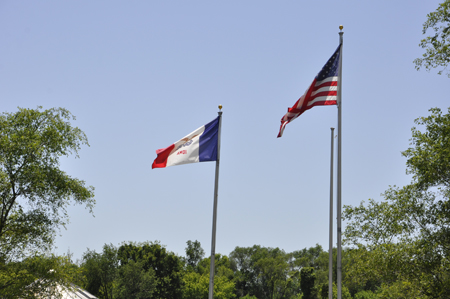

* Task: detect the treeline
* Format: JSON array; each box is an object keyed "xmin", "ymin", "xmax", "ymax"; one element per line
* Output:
[
  {"xmin": 70, "ymin": 107, "xmax": 450, "ymax": 299},
  {"xmin": 70, "ymin": 241, "xmax": 351, "ymax": 299}
]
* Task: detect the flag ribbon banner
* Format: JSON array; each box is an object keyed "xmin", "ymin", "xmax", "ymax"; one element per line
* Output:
[
  {"xmin": 152, "ymin": 116, "xmax": 220, "ymax": 168},
  {"xmin": 277, "ymin": 44, "xmax": 342, "ymax": 138}
]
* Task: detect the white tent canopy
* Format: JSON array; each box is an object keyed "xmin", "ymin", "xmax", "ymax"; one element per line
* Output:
[{"xmin": 32, "ymin": 282, "xmax": 98, "ymax": 299}]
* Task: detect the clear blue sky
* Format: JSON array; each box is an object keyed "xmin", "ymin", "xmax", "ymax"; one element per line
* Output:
[{"xmin": 1, "ymin": 1, "xmax": 448, "ymax": 261}]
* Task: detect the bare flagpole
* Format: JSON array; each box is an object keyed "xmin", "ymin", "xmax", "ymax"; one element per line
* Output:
[
  {"xmin": 337, "ymin": 25, "xmax": 344, "ymax": 299},
  {"xmin": 208, "ymin": 105, "xmax": 223, "ymax": 299},
  {"xmin": 329, "ymin": 127, "xmax": 335, "ymax": 299}
]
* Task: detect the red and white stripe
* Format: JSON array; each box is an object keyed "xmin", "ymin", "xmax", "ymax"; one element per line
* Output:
[{"xmin": 278, "ymin": 76, "xmax": 338, "ymax": 138}]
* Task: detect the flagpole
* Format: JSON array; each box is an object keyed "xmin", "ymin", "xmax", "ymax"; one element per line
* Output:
[
  {"xmin": 208, "ymin": 105, "xmax": 223, "ymax": 299},
  {"xmin": 337, "ymin": 25, "xmax": 344, "ymax": 299},
  {"xmin": 329, "ymin": 127, "xmax": 335, "ymax": 299}
]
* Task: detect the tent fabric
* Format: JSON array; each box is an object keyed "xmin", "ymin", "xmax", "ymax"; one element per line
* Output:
[{"xmin": 32, "ymin": 282, "xmax": 98, "ymax": 299}]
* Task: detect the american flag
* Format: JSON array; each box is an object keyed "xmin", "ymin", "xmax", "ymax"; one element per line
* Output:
[{"xmin": 277, "ymin": 44, "xmax": 342, "ymax": 138}]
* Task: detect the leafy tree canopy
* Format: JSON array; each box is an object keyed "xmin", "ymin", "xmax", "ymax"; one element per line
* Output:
[
  {"xmin": 229, "ymin": 245, "xmax": 301, "ymax": 299},
  {"xmin": 0, "ymin": 107, "xmax": 94, "ymax": 261},
  {"xmin": 114, "ymin": 259, "xmax": 156, "ymax": 299},
  {"xmin": 182, "ymin": 240, "xmax": 236, "ymax": 299},
  {"xmin": 0, "ymin": 254, "xmax": 77, "ymax": 299},
  {"xmin": 183, "ymin": 270, "xmax": 236, "ymax": 299},
  {"xmin": 402, "ymin": 107, "xmax": 450, "ymax": 189},
  {"xmin": 117, "ymin": 241, "xmax": 184, "ymax": 299},
  {"xmin": 300, "ymin": 267, "xmax": 316, "ymax": 299},
  {"xmin": 343, "ymin": 107, "xmax": 450, "ymax": 298},
  {"xmin": 414, "ymin": 0, "xmax": 450, "ymax": 76},
  {"xmin": 81, "ymin": 244, "xmax": 118, "ymax": 299},
  {"xmin": 0, "ymin": 107, "xmax": 94, "ymax": 298},
  {"xmin": 185, "ymin": 240, "xmax": 205, "ymax": 270}
]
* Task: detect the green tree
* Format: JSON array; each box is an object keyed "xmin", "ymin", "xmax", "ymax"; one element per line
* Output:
[
  {"xmin": 0, "ymin": 107, "xmax": 94, "ymax": 260},
  {"xmin": 185, "ymin": 240, "xmax": 205, "ymax": 270},
  {"xmin": 376, "ymin": 281, "xmax": 425, "ymax": 299},
  {"xmin": 330, "ymin": 282, "xmax": 352, "ymax": 299},
  {"xmin": 292, "ymin": 244, "xmax": 338, "ymax": 288},
  {"xmin": 230, "ymin": 245, "xmax": 301, "ymax": 299},
  {"xmin": 62, "ymin": 250, "xmax": 86, "ymax": 287},
  {"xmin": 0, "ymin": 107, "xmax": 94, "ymax": 297},
  {"xmin": 0, "ymin": 254, "xmax": 78, "ymax": 299},
  {"xmin": 319, "ymin": 282, "xmax": 351, "ymax": 299},
  {"xmin": 197, "ymin": 254, "xmax": 234, "ymax": 279},
  {"xmin": 343, "ymin": 108, "xmax": 450, "ymax": 298},
  {"xmin": 81, "ymin": 244, "xmax": 118, "ymax": 299},
  {"xmin": 343, "ymin": 186, "xmax": 450, "ymax": 297},
  {"xmin": 402, "ymin": 107, "xmax": 450, "ymax": 189},
  {"xmin": 353, "ymin": 290, "xmax": 377, "ymax": 299},
  {"xmin": 414, "ymin": 0, "xmax": 450, "ymax": 76},
  {"xmin": 314, "ymin": 282, "xmax": 354, "ymax": 299},
  {"xmin": 229, "ymin": 246, "xmax": 256, "ymax": 298},
  {"xmin": 292, "ymin": 245, "xmax": 323, "ymax": 269},
  {"xmin": 114, "ymin": 260, "xmax": 156, "ymax": 299},
  {"xmin": 183, "ymin": 252, "xmax": 236, "ymax": 299},
  {"xmin": 183, "ymin": 270, "xmax": 236, "ymax": 299},
  {"xmin": 300, "ymin": 267, "xmax": 316, "ymax": 299},
  {"xmin": 117, "ymin": 241, "xmax": 184, "ymax": 299}
]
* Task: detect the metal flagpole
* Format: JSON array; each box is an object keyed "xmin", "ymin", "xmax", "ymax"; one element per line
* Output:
[
  {"xmin": 208, "ymin": 105, "xmax": 223, "ymax": 299},
  {"xmin": 329, "ymin": 127, "xmax": 335, "ymax": 299},
  {"xmin": 337, "ymin": 25, "xmax": 344, "ymax": 299}
]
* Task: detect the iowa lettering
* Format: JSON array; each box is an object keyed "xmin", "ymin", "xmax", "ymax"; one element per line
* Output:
[{"xmin": 176, "ymin": 150, "xmax": 187, "ymax": 155}]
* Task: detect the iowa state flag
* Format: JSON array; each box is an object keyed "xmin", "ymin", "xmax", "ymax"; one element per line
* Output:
[{"xmin": 152, "ymin": 116, "xmax": 220, "ymax": 169}]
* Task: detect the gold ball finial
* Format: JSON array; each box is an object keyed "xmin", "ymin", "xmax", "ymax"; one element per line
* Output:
[
  {"xmin": 218, "ymin": 104, "xmax": 223, "ymax": 110},
  {"xmin": 339, "ymin": 25, "xmax": 343, "ymax": 31}
]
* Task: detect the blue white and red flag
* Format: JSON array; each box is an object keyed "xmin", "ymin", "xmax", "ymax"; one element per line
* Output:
[
  {"xmin": 278, "ymin": 44, "xmax": 342, "ymax": 138},
  {"xmin": 152, "ymin": 116, "xmax": 220, "ymax": 168}
]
